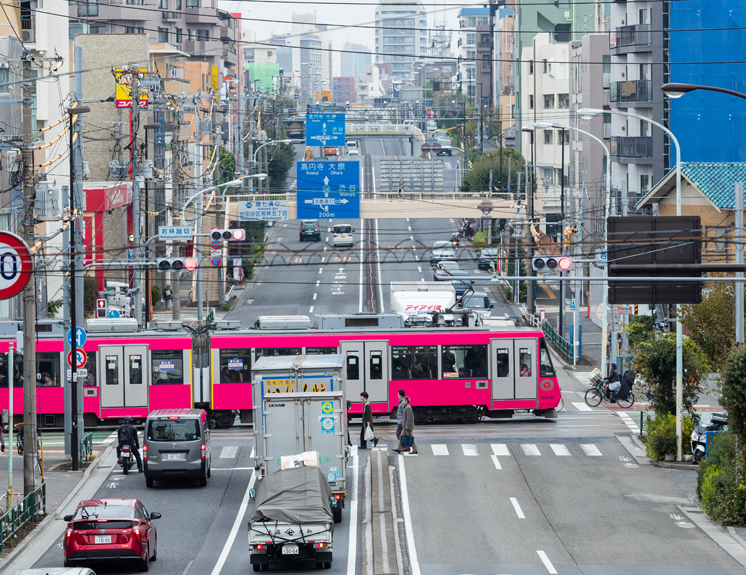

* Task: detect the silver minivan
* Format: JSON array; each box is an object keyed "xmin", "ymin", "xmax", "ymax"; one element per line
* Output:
[{"xmin": 143, "ymin": 409, "xmax": 212, "ymax": 488}]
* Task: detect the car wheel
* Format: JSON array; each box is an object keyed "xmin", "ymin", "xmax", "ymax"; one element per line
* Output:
[
  {"xmin": 261, "ymin": 563, "xmax": 269, "ymax": 571},
  {"xmin": 253, "ymin": 565, "xmax": 262, "ymax": 572},
  {"xmin": 146, "ymin": 477, "xmax": 154, "ymax": 488},
  {"xmin": 207, "ymin": 464, "xmax": 211, "ymax": 478},
  {"xmin": 138, "ymin": 543, "xmax": 150, "ymax": 572},
  {"xmin": 151, "ymin": 535, "xmax": 157, "ymax": 561},
  {"xmin": 324, "ymin": 562, "xmax": 332, "ymax": 569},
  {"xmin": 199, "ymin": 471, "xmax": 208, "ymax": 487},
  {"xmin": 333, "ymin": 505, "xmax": 342, "ymax": 523}
]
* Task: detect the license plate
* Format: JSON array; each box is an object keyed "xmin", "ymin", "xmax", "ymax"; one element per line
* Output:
[
  {"xmin": 282, "ymin": 545, "xmax": 299, "ymax": 555},
  {"xmin": 167, "ymin": 453, "xmax": 183, "ymax": 460},
  {"xmin": 94, "ymin": 535, "xmax": 112, "ymax": 544}
]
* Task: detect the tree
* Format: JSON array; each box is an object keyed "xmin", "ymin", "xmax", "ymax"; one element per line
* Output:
[
  {"xmin": 218, "ymin": 148, "xmax": 236, "ymax": 185},
  {"xmin": 632, "ymin": 334, "xmax": 710, "ymax": 416},
  {"xmin": 266, "ymin": 143, "xmax": 295, "ymax": 191},
  {"xmin": 720, "ymin": 344, "xmax": 746, "ymax": 446},
  {"xmin": 625, "ymin": 315, "xmax": 655, "ymax": 349},
  {"xmin": 460, "ymin": 147, "xmax": 526, "ymax": 193},
  {"xmin": 680, "ymin": 279, "xmax": 740, "ymax": 368}
]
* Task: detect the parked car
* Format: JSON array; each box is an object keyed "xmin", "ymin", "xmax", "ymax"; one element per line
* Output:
[
  {"xmin": 332, "ymin": 223, "xmax": 354, "ymax": 248},
  {"xmin": 430, "ymin": 247, "xmax": 457, "ymax": 265},
  {"xmin": 432, "ymin": 260, "xmax": 461, "ymax": 280},
  {"xmin": 63, "ymin": 498, "xmax": 161, "ymax": 571},
  {"xmin": 347, "ymin": 149, "xmax": 360, "ymax": 156},
  {"xmin": 300, "ymin": 220, "xmax": 321, "ymax": 241},
  {"xmin": 143, "ymin": 408, "xmax": 212, "ymax": 488},
  {"xmin": 478, "ymin": 247, "xmax": 499, "ymax": 270}
]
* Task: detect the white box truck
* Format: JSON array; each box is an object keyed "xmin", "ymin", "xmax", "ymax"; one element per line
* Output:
[
  {"xmin": 390, "ymin": 281, "xmax": 462, "ymax": 326},
  {"xmin": 252, "ymin": 355, "xmax": 348, "ymax": 523}
]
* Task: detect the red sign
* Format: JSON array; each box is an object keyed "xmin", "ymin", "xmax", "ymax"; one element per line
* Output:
[
  {"xmin": 0, "ymin": 232, "xmax": 32, "ymax": 300},
  {"xmin": 68, "ymin": 349, "xmax": 87, "ymax": 369}
]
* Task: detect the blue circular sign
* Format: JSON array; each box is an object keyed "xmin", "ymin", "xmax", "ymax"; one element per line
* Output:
[
  {"xmin": 211, "ymin": 240, "xmax": 221, "ymax": 250},
  {"xmin": 211, "ymin": 256, "xmax": 222, "ymax": 267},
  {"xmin": 108, "ymin": 310, "xmax": 121, "ymax": 318}
]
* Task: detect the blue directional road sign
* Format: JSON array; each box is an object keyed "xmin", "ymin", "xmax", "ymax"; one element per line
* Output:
[
  {"xmin": 66, "ymin": 327, "xmax": 87, "ymax": 347},
  {"xmin": 305, "ymin": 113, "xmax": 345, "ymax": 147},
  {"xmin": 297, "ymin": 161, "xmax": 360, "ymax": 219},
  {"xmin": 108, "ymin": 310, "xmax": 121, "ymax": 319}
]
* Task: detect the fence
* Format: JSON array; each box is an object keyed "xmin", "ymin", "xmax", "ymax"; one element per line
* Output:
[
  {"xmin": 0, "ymin": 482, "xmax": 46, "ymax": 551},
  {"xmin": 79, "ymin": 432, "xmax": 93, "ymax": 464},
  {"xmin": 524, "ymin": 310, "xmax": 575, "ymax": 362}
]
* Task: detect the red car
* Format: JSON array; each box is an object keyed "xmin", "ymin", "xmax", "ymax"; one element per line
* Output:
[{"xmin": 63, "ymin": 498, "xmax": 161, "ymax": 572}]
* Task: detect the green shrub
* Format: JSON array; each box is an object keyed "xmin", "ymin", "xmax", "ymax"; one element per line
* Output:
[
  {"xmin": 695, "ymin": 431, "xmax": 746, "ymax": 525},
  {"xmin": 472, "ymin": 231, "xmax": 487, "ymax": 247},
  {"xmin": 151, "ymin": 285, "xmax": 161, "ymax": 304},
  {"xmin": 645, "ymin": 414, "xmax": 678, "ymax": 461}
]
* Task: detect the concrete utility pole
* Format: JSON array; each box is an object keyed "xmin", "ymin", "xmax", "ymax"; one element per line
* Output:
[
  {"xmin": 195, "ymin": 94, "xmax": 204, "ymax": 322},
  {"xmin": 559, "ymin": 128, "xmax": 566, "ymax": 340},
  {"xmin": 131, "ymin": 72, "xmax": 143, "ymax": 327},
  {"xmin": 73, "ymin": 46, "xmax": 85, "ymax": 442},
  {"xmin": 736, "ymin": 182, "xmax": 744, "ymax": 342},
  {"xmin": 21, "ymin": 56, "xmax": 38, "ymax": 495}
]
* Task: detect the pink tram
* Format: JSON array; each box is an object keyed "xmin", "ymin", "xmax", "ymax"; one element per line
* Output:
[
  {"xmin": 0, "ymin": 320, "xmax": 193, "ymax": 428},
  {"xmin": 209, "ymin": 313, "xmax": 561, "ymax": 424}
]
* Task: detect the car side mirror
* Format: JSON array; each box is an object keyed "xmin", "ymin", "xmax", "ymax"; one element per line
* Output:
[
  {"xmin": 64, "ymin": 514, "xmax": 73, "ymax": 522},
  {"xmin": 352, "ymin": 229, "xmax": 356, "ymax": 233},
  {"xmin": 150, "ymin": 512, "xmax": 162, "ymax": 520},
  {"xmin": 249, "ymin": 488, "xmax": 256, "ymax": 500}
]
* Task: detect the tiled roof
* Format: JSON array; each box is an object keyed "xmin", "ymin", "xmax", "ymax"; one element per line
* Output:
[{"xmin": 654, "ymin": 162, "xmax": 746, "ymax": 209}]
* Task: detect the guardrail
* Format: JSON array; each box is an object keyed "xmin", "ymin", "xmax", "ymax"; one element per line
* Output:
[
  {"xmin": 524, "ymin": 310, "xmax": 575, "ymax": 362},
  {"xmin": 0, "ymin": 482, "xmax": 46, "ymax": 551},
  {"xmin": 79, "ymin": 432, "xmax": 93, "ymax": 463}
]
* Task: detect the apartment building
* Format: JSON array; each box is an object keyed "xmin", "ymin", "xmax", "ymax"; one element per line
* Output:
[
  {"xmin": 374, "ymin": 0, "xmax": 428, "ymax": 80},
  {"xmin": 333, "ymin": 77, "xmax": 355, "ymax": 105},
  {"xmin": 456, "ymin": 8, "xmax": 488, "ymax": 102},
  {"xmin": 341, "ymin": 43, "xmax": 372, "ymax": 83}
]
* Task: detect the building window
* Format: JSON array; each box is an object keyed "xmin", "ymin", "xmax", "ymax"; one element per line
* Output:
[
  {"xmin": 554, "ymin": 24, "xmax": 571, "ymax": 42},
  {"xmin": 482, "ymin": 54, "xmax": 490, "ymax": 69},
  {"xmin": 267, "ymin": 51, "xmax": 272, "ymax": 57},
  {"xmin": 196, "ymin": 29, "xmax": 209, "ymax": 40},
  {"xmin": 564, "ymin": 131, "xmax": 570, "ymax": 144},
  {"xmin": 543, "ymin": 59, "xmax": 549, "ymax": 74},
  {"xmin": 544, "ymin": 130, "xmax": 552, "ymax": 144},
  {"xmin": 176, "ymin": 0, "xmax": 181, "ymax": 8},
  {"xmin": 186, "ymin": 0, "xmax": 198, "ymax": 7},
  {"xmin": 466, "ymin": 33, "xmax": 475, "ymax": 45},
  {"xmin": 481, "ymin": 33, "xmax": 490, "ymax": 45},
  {"xmin": 124, "ymin": 26, "xmax": 134, "ymax": 33},
  {"xmin": 158, "ymin": 27, "xmax": 169, "ymax": 42},
  {"xmin": 544, "ymin": 95, "xmax": 554, "ymax": 108},
  {"xmin": 529, "ymin": 95, "xmax": 534, "ymax": 109},
  {"xmin": 158, "ymin": 0, "xmax": 167, "ymax": 8},
  {"xmin": 90, "ymin": 25, "xmax": 106, "ymax": 33},
  {"xmin": 78, "ymin": 0, "xmax": 99, "ymax": 17},
  {"xmin": 529, "ymin": 61, "xmax": 533, "ymax": 74},
  {"xmin": 640, "ymin": 175, "xmax": 650, "ymax": 195},
  {"xmin": 0, "ymin": 69, "xmax": 8, "ymax": 94},
  {"xmin": 602, "ymin": 55, "xmax": 611, "ymax": 89},
  {"xmin": 137, "ymin": 27, "xmax": 144, "ymax": 33},
  {"xmin": 175, "ymin": 28, "xmax": 182, "ymax": 43}
]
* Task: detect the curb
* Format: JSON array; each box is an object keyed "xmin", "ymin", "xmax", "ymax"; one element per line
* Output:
[
  {"xmin": 651, "ymin": 460, "xmax": 698, "ymax": 471},
  {"xmin": 727, "ymin": 527, "xmax": 746, "ymax": 551},
  {"xmin": 0, "ymin": 444, "xmax": 112, "ymax": 572}
]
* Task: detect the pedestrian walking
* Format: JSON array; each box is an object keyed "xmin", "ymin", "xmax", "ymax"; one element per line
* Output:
[
  {"xmin": 398, "ymin": 182, "xmax": 404, "ymax": 199},
  {"xmin": 394, "ymin": 396, "xmax": 417, "ymax": 455},
  {"xmin": 395, "ymin": 390, "xmax": 405, "ymax": 440},
  {"xmin": 164, "ymin": 284, "xmax": 173, "ymax": 310},
  {"xmin": 360, "ymin": 391, "xmax": 378, "ymax": 449}
]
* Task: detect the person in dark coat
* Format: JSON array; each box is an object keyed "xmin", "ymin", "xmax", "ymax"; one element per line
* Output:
[
  {"xmin": 394, "ymin": 397, "xmax": 418, "ymax": 455},
  {"xmin": 360, "ymin": 391, "xmax": 377, "ymax": 449}
]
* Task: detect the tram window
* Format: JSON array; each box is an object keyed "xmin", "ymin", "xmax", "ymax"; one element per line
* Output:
[
  {"xmin": 539, "ymin": 338, "xmax": 556, "ymax": 377},
  {"xmin": 105, "ymin": 355, "xmax": 119, "ymax": 386},
  {"xmin": 370, "ymin": 352, "xmax": 383, "ymax": 380},
  {"xmin": 129, "ymin": 355, "xmax": 143, "ymax": 385},
  {"xmin": 496, "ymin": 348, "xmax": 510, "ymax": 378},
  {"xmin": 0, "ymin": 353, "xmax": 23, "ymax": 388},
  {"xmin": 440, "ymin": 345, "xmax": 487, "ymax": 378},
  {"xmin": 255, "ymin": 347, "xmax": 302, "ymax": 358},
  {"xmin": 37, "ymin": 352, "xmax": 60, "ymax": 387},
  {"xmin": 518, "ymin": 348, "xmax": 532, "ymax": 377},
  {"xmin": 391, "ymin": 346, "xmax": 437, "ymax": 380},
  {"xmin": 151, "ymin": 350, "xmax": 184, "ymax": 385},
  {"xmin": 84, "ymin": 352, "xmax": 96, "ymax": 387},
  {"xmin": 346, "ymin": 352, "xmax": 360, "ymax": 380},
  {"xmin": 306, "ymin": 347, "xmax": 338, "ymax": 355},
  {"xmin": 219, "ymin": 349, "xmax": 251, "ymax": 383}
]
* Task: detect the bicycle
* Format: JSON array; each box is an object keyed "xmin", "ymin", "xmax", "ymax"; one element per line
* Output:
[{"xmin": 584, "ymin": 380, "xmax": 635, "ymax": 409}]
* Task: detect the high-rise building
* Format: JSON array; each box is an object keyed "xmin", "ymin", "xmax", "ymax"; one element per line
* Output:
[
  {"xmin": 456, "ymin": 8, "xmax": 489, "ymax": 103},
  {"xmin": 374, "ymin": 0, "xmax": 428, "ymax": 80},
  {"xmin": 341, "ymin": 43, "xmax": 372, "ymax": 83},
  {"xmin": 333, "ymin": 77, "xmax": 356, "ymax": 105}
]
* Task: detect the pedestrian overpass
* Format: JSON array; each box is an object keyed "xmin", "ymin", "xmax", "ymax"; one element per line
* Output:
[{"xmin": 226, "ymin": 192, "xmax": 526, "ymax": 221}]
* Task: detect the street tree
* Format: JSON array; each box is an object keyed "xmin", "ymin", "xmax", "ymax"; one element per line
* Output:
[
  {"xmin": 720, "ymin": 344, "xmax": 746, "ymax": 447},
  {"xmin": 460, "ymin": 147, "xmax": 526, "ymax": 193},
  {"xmin": 631, "ymin": 333, "xmax": 709, "ymax": 416}
]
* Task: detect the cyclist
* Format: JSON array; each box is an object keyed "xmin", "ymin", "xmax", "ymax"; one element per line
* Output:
[{"xmin": 604, "ymin": 366, "xmax": 621, "ymax": 402}]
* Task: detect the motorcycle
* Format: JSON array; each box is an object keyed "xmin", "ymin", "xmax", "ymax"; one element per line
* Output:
[
  {"xmin": 691, "ymin": 412, "xmax": 728, "ymax": 464},
  {"xmin": 119, "ymin": 443, "xmax": 136, "ymax": 475}
]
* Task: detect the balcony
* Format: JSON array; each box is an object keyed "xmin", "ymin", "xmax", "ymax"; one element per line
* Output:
[
  {"xmin": 162, "ymin": 10, "xmax": 179, "ymax": 20},
  {"xmin": 21, "ymin": 17, "xmax": 35, "ymax": 43},
  {"xmin": 610, "ymin": 136, "xmax": 652, "ymax": 159},
  {"xmin": 610, "ymin": 80, "xmax": 652, "ymax": 104},
  {"xmin": 220, "ymin": 25, "xmax": 234, "ymax": 41},
  {"xmin": 610, "ymin": 24, "xmax": 652, "ymax": 53}
]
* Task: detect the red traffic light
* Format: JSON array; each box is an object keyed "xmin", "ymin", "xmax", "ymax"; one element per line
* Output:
[
  {"xmin": 232, "ymin": 229, "xmax": 245, "ymax": 241},
  {"xmin": 184, "ymin": 258, "xmax": 199, "ymax": 272},
  {"xmin": 558, "ymin": 257, "xmax": 572, "ymax": 271}
]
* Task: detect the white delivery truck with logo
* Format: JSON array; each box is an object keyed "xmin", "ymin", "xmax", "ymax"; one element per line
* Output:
[
  {"xmin": 252, "ymin": 355, "xmax": 348, "ymax": 523},
  {"xmin": 390, "ymin": 281, "xmax": 465, "ymax": 326}
]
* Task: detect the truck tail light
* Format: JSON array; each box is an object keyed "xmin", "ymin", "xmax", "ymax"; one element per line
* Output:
[
  {"xmin": 316, "ymin": 542, "xmax": 327, "ymax": 548},
  {"xmin": 333, "ymin": 494, "xmax": 341, "ymax": 500},
  {"xmin": 254, "ymin": 544, "xmax": 264, "ymax": 550}
]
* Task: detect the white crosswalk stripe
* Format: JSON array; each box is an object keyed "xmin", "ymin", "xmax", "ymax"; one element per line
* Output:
[
  {"xmin": 461, "ymin": 444, "xmax": 479, "ymax": 456},
  {"xmin": 431, "ymin": 444, "xmax": 449, "ymax": 456},
  {"xmin": 581, "ymin": 444, "xmax": 603, "ymax": 456},
  {"xmin": 617, "ymin": 412, "xmax": 642, "ymax": 434},
  {"xmin": 411, "ymin": 443, "xmax": 606, "ymax": 459},
  {"xmin": 521, "ymin": 444, "xmax": 541, "ymax": 456},
  {"xmin": 550, "ymin": 444, "xmax": 572, "ymax": 456},
  {"xmin": 572, "ymin": 402, "xmax": 594, "ymax": 411},
  {"xmin": 491, "ymin": 444, "xmax": 510, "ymax": 456}
]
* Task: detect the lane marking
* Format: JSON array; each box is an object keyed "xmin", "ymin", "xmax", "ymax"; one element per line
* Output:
[
  {"xmin": 521, "ymin": 444, "xmax": 541, "ymax": 456},
  {"xmin": 219, "ymin": 446, "xmax": 238, "ymax": 458},
  {"xmin": 418, "ymin": 266, "xmax": 422, "ymax": 272},
  {"xmin": 420, "ymin": 278, "xmax": 424, "ymax": 282},
  {"xmin": 407, "ymin": 218, "xmax": 410, "ymax": 222},
  {"xmin": 375, "ymin": 450, "xmax": 391, "ymax": 573},
  {"xmin": 572, "ymin": 402, "xmax": 593, "ymax": 411},
  {"xmin": 550, "ymin": 444, "xmax": 571, "ymax": 456},
  {"xmin": 398, "ymin": 454, "xmax": 421, "ymax": 575},
  {"xmin": 539, "ymin": 284, "xmax": 557, "ymax": 300},
  {"xmin": 461, "ymin": 444, "xmax": 479, "ymax": 456},
  {"xmin": 313, "ymin": 293, "xmax": 317, "ymax": 300},
  {"xmin": 410, "ymin": 236, "xmax": 414, "ymax": 241},
  {"xmin": 316, "ymin": 280, "xmax": 320, "ymax": 286},
  {"xmin": 581, "ymin": 444, "xmax": 603, "ymax": 456},
  {"xmin": 510, "ymin": 497, "xmax": 525, "ymax": 519},
  {"xmin": 346, "ymin": 445, "xmax": 359, "ymax": 575},
  {"xmin": 491, "ymin": 444, "xmax": 510, "ymax": 456},
  {"xmin": 309, "ymin": 306, "xmax": 314, "ymax": 313},
  {"xmin": 431, "ymin": 444, "xmax": 449, "ymax": 456},
  {"xmin": 490, "ymin": 454, "xmax": 502, "ymax": 469},
  {"xmin": 324, "ymin": 246, "xmax": 328, "ymax": 251},
  {"xmin": 210, "ymin": 467, "xmax": 255, "ymax": 471},
  {"xmin": 408, "ymin": 226, "xmax": 412, "ymax": 232},
  {"xmin": 375, "ymin": 218, "xmax": 385, "ymax": 312},
  {"xmin": 358, "ymin": 217, "xmax": 364, "ymax": 313},
  {"xmin": 319, "ymin": 267, "xmax": 323, "ymax": 274},
  {"xmin": 381, "ymin": 138, "xmax": 385, "ymax": 155},
  {"xmin": 537, "ymin": 550, "xmax": 558, "ymax": 574},
  {"xmin": 210, "ymin": 447, "xmax": 256, "ymax": 575}
]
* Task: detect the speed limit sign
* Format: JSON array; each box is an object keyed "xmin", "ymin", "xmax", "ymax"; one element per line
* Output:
[{"xmin": 0, "ymin": 232, "xmax": 32, "ymax": 300}]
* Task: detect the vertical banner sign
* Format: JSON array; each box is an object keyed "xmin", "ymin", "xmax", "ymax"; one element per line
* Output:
[
  {"xmin": 114, "ymin": 68, "xmax": 149, "ymax": 109},
  {"xmin": 211, "ymin": 65, "xmax": 220, "ymax": 102}
]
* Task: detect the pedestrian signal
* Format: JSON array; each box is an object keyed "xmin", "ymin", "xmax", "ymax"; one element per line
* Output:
[{"xmin": 96, "ymin": 298, "xmax": 107, "ymax": 318}]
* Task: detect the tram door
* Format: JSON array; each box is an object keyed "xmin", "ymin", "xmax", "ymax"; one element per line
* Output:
[
  {"xmin": 490, "ymin": 339, "xmax": 538, "ymax": 400},
  {"xmin": 99, "ymin": 346, "xmax": 149, "ymax": 408},
  {"xmin": 339, "ymin": 341, "xmax": 389, "ymax": 404}
]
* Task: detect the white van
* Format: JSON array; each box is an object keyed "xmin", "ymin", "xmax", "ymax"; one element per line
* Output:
[
  {"xmin": 426, "ymin": 120, "xmax": 437, "ymax": 132},
  {"xmin": 332, "ymin": 224, "xmax": 355, "ymax": 247}
]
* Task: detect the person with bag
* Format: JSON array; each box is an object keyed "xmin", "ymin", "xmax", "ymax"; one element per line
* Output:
[
  {"xmin": 394, "ymin": 396, "xmax": 418, "ymax": 455},
  {"xmin": 360, "ymin": 391, "xmax": 378, "ymax": 449}
]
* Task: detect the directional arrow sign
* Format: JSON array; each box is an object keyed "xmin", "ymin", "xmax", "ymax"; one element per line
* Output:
[
  {"xmin": 297, "ymin": 160, "xmax": 360, "ymax": 219},
  {"xmin": 306, "ymin": 113, "xmax": 345, "ymax": 147}
]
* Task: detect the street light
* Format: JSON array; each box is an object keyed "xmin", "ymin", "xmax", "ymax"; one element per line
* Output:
[
  {"xmin": 253, "ymin": 139, "xmax": 292, "ymax": 164},
  {"xmin": 578, "ymin": 106, "xmax": 684, "ymax": 461},
  {"xmin": 661, "ymin": 82, "xmax": 746, "ymax": 101}
]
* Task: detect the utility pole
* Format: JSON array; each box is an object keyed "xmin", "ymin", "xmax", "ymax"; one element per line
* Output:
[
  {"xmin": 736, "ymin": 182, "xmax": 744, "ymax": 342},
  {"xmin": 558, "ymin": 128, "xmax": 566, "ymax": 340},
  {"xmin": 525, "ymin": 131, "xmax": 536, "ymax": 316},
  {"xmin": 131, "ymin": 72, "xmax": 142, "ymax": 327},
  {"xmin": 22, "ymin": 55, "xmax": 39, "ymax": 495},
  {"xmin": 73, "ymin": 46, "xmax": 85, "ymax": 441},
  {"xmin": 195, "ymin": 94, "xmax": 204, "ymax": 322}
]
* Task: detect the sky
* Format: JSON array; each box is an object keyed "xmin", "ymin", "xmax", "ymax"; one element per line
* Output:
[{"xmin": 217, "ymin": 0, "xmax": 465, "ymax": 74}]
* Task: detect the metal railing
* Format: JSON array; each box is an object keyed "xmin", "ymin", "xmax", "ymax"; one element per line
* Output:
[
  {"xmin": 79, "ymin": 432, "xmax": 93, "ymax": 463},
  {"xmin": 610, "ymin": 136, "xmax": 653, "ymax": 159},
  {"xmin": 610, "ymin": 24, "xmax": 652, "ymax": 49},
  {"xmin": 610, "ymin": 80, "xmax": 652, "ymax": 103},
  {"xmin": 523, "ymin": 311, "xmax": 574, "ymax": 362},
  {"xmin": 0, "ymin": 482, "xmax": 46, "ymax": 551}
]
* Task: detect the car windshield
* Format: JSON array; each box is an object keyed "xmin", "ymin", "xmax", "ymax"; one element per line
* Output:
[
  {"xmin": 147, "ymin": 418, "xmax": 201, "ymax": 442},
  {"xmin": 440, "ymin": 262, "xmax": 460, "ymax": 270},
  {"xmin": 463, "ymin": 295, "xmax": 488, "ymax": 308},
  {"xmin": 302, "ymin": 222, "xmax": 317, "ymax": 230},
  {"xmin": 334, "ymin": 225, "xmax": 352, "ymax": 234},
  {"xmin": 481, "ymin": 248, "xmax": 497, "ymax": 257},
  {"xmin": 75, "ymin": 504, "xmax": 134, "ymax": 520},
  {"xmin": 433, "ymin": 241, "xmax": 451, "ymax": 248}
]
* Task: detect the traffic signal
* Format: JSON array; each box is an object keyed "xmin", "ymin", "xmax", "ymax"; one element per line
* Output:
[
  {"xmin": 210, "ymin": 228, "xmax": 245, "ymax": 242},
  {"xmin": 96, "ymin": 298, "xmax": 107, "ymax": 318},
  {"xmin": 532, "ymin": 256, "xmax": 572, "ymax": 272},
  {"xmin": 156, "ymin": 257, "xmax": 200, "ymax": 273}
]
